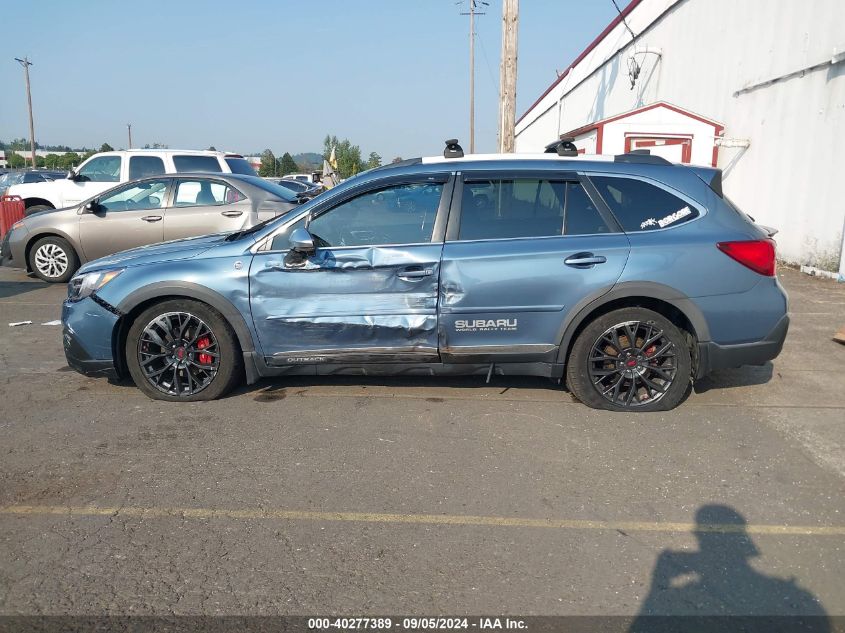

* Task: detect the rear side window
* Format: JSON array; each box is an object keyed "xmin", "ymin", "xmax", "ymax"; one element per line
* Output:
[
  {"xmin": 224, "ymin": 157, "xmax": 257, "ymax": 175},
  {"xmin": 174, "ymin": 179, "xmax": 246, "ymax": 206},
  {"xmin": 458, "ymin": 178, "xmax": 610, "ymax": 240},
  {"xmin": 129, "ymin": 156, "xmax": 165, "ymax": 179},
  {"xmin": 172, "ymin": 155, "xmax": 223, "ymax": 173},
  {"xmin": 590, "ymin": 176, "xmax": 699, "ymax": 231}
]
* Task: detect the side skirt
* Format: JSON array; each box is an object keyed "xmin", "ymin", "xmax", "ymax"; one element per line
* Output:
[{"xmin": 243, "ymin": 352, "xmax": 563, "ymax": 382}]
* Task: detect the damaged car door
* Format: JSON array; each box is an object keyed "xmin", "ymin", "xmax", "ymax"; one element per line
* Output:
[
  {"xmin": 438, "ymin": 172, "xmax": 630, "ymax": 364},
  {"xmin": 249, "ymin": 175, "xmax": 452, "ymax": 368}
]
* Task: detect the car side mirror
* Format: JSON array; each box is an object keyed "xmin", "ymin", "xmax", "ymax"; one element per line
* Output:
[
  {"xmin": 289, "ymin": 227, "xmax": 315, "ymax": 253},
  {"xmin": 84, "ymin": 199, "xmax": 100, "ymax": 213},
  {"xmin": 67, "ymin": 170, "xmax": 79, "ymax": 181}
]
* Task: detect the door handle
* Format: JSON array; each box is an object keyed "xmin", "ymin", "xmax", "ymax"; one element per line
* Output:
[
  {"xmin": 397, "ymin": 267, "xmax": 434, "ymax": 280},
  {"xmin": 141, "ymin": 215, "xmax": 162, "ymax": 222},
  {"xmin": 221, "ymin": 210, "xmax": 243, "ymax": 217},
  {"xmin": 564, "ymin": 252, "xmax": 607, "ymax": 268}
]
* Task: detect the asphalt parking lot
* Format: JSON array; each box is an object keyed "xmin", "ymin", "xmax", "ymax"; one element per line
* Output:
[{"xmin": 0, "ymin": 265, "xmax": 843, "ymax": 619}]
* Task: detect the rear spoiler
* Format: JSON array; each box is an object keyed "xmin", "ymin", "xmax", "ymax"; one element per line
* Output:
[{"xmin": 685, "ymin": 165, "xmax": 723, "ymax": 197}]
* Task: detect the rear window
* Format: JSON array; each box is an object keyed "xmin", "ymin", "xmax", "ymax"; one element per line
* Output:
[
  {"xmin": 224, "ymin": 157, "xmax": 257, "ymax": 175},
  {"xmin": 590, "ymin": 176, "xmax": 699, "ymax": 232},
  {"xmin": 172, "ymin": 155, "xmax": 223, "ymax": 173},
  {"xmin": 236, "ymin": 176, "xmax": 298, "ymax": 202},
  {"xmin": 129, "ymin": 156, "xmax": 165, "ymax": 179}
]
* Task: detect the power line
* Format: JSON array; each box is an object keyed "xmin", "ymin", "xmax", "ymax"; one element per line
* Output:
[
  {"xmin": 458, "ymin": 0, "xmax": 489, "ymax": 153},
  {"xmin": 610, "ymin": 0, "xmax": 636, "ymax": 41}
]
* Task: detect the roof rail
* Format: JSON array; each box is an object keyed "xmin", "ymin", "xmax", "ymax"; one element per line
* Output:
[
  {"xmin": 444, "ymin": 139, "xmax": 464, "ymax": 159},
  {"xmin": 614, "ymin": 151, "xmax": 672, "ymax": 165},
  {"xmin": 544, "ymin": 137, "xmax": 579, "ymax": 157}
]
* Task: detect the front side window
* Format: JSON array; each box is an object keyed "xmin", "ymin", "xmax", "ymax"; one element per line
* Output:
[
  {"xmin": 172, "ymin": 155, "xmax": 223, "ymax": 173},
  {"xmin": 590, "ymin": 176, "xmax": 699, "ymax": 232},
  {"xmin": 129, "ymin": 156, "xmax": 166, "ymax": 179},
  {"xmin": 77, "ymin": 156, "xmax": 121, "ymax": 182},
  {"xmin": 173, "ymin": 180, "xmax": 246, "ymax": 206},
  {"xmin": 98, "ymin": 179, "xmax": 169, "ymax": 212},
  {"xmin": 307, "ymin": 182, "xmax": 443, "ymax": 247}
]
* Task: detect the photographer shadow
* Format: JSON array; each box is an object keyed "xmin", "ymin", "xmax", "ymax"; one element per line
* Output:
[{"xmin": 629, "ymin": 505, "xmax": 829, "ymax": 633}]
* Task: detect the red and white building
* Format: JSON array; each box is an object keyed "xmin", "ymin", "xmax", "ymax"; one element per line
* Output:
[{"xmin": 515, "ymin": 0, "xmax": 845, "ymax": 276}]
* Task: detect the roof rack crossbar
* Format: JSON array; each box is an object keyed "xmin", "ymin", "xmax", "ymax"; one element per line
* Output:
[{"xmin": 613, "ymin": 151, "xmax": 672, "ymax": 165}]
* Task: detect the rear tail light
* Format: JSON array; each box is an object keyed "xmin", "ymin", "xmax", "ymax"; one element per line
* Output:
[{"xmin": 717, "ymin": 239, "xmax": 776, "ymax": 276}]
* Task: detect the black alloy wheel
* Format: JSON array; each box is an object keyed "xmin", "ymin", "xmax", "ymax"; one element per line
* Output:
[
  {"xmin": 566, "ymin": 307, "xmax": 692, "ymax": 412},
  {"xmin": 138, "ymin": 311, "xmax": 220, "ymax": 397},
  {"xmin": 126, "ymin": 299, "xmax": 242, "ymax": 402}
]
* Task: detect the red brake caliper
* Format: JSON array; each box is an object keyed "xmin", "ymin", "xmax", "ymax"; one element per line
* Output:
[{"xmin": 196, "ymin": 336, "xmax": 213, "ymax": 364}]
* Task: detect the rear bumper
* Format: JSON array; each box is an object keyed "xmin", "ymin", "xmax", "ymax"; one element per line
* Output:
[
  {"xmin": 696, "ymin": 314, "xmax": 789, "ymax": 378},
  {"xmin": 62, "ymin": 295, "xmax": 121, "ymax": 379}
]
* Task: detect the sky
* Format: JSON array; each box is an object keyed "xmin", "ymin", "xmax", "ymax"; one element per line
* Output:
[{"xmin": 0, "ymin": 1, "xmax": 618, "ymax": 159}]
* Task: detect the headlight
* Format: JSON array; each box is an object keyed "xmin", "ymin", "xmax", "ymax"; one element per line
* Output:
[{"xmin": 67, "ymin": 269, "xmax": 123, "ymax": 302}]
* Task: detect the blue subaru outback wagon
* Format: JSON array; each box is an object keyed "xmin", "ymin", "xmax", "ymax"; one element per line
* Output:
[{"xmin": 61, "ymin": 142, "xmax": 788, "ymax": 411}]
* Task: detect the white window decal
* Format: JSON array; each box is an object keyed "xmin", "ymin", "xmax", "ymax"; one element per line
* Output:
[{"xmin": 640, "ymin": 206, "xmax": 693, "ymax": 230}]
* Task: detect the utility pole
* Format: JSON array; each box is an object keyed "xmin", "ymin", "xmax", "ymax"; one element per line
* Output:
[
  {"xmin": 497, "ymin": 0, "xmax": 519, "ymax": 153},
  {"xmin": 460, "ymin": 1, "xmax": 487, "ymax": 154},
  {"xmin": 127, "ymin": 123, "xmax": 132, "ymax": 149},
  {"xmin": 14, "ymin": 57, "xmax": 36, "ymax": 167}
]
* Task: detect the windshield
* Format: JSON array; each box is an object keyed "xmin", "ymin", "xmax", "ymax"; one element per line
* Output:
[
  {"xmin": 0, "ymin": 173, "xmax": 24, "ymax": 189},
  {"xmin": 225, "ymin": 157, "xmax": 257, "ymax": 176}
]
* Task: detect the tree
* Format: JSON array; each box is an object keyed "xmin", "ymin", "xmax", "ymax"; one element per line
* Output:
[
  {"xmin": 366, "ymin": 152, "xmax": 382, "ymax": 170},
  {"xmin": 277, "ymin": 152, "xmax": 298, "ymax": 175},
  {"xmin": 391, "ymin": 156, "xmax": 404, "ymax": 164},
  {"xmin": 99, "ymin": 143, "xmax": 114, "ymax": 153},
  {"xmin": 6, "ymin": 152, "xmax": 25, "ymax": 169},
  {"xmin": 259, "ymin": 149, "xmax": 277, "ymax": 177},
  {"xmin": 322, "ymin": 134, "xmax": 365, "ymax": 179}
]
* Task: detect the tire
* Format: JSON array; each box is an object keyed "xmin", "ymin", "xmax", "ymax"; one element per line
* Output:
[
  {"xmin": 566, "ymin": 307, "xmax": 692, "ymax": 412},
  {"xmin": 25, "ymin": 204, "xmax": 54, "ymax": 217},
  {"xmin": 125, "ymin": 299, "xmax": 243, "ymax": 402},
  {"xmin": 28, "ymin": 236, "xmax": 79, "ymax": 283}
]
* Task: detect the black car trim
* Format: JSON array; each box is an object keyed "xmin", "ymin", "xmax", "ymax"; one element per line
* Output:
[
  {"xmin": 697, "ymin": 314, "xmax": 788, "ymax": 378},
  {"xmin": 116, "ymin": 281, "xmax": 256, "ymax": 353},
  {"xmin": 554, "ymin": 280, "xmax": 712, "ymax": 365}
]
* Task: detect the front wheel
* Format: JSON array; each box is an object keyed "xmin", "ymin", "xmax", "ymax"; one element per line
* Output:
[
  {"xmin": 125, "ymin": 299, "xmax": 243, "ymax": 402},
  {"xmin": 28, "ymin": 236, "xmax": 79, "ymax": 282},
  {"xmin": 566, "ymin": 307, "xmax": 692, "ymax": 412}
]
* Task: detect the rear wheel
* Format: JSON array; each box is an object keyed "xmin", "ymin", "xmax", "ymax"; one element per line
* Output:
[
  {"xmin": 125, "ymin": 299, "xmax": 243, "ymax": 402},
  {"xmin": 566, "ymin": 307, "xmax": 692, "ymax": 412},
  {"xmin": 28, "ymin": 236, "xmax": 79, "ymax": 282}
]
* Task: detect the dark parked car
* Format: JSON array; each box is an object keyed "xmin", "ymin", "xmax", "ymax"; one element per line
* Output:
[
  {"xmin": 2, "ymin": 173, "xmax": 300, "ymax": 282},
  {"xmin": 274, "ymin": 178, "xmax": 324, "ymax": 200},
  {"xmin": 0, "ymin": 169, "xmax": 66, "ymax": 196},
  {"xmin": 57, "ymin": 144, "xmax": 788, "ymax": 412}
]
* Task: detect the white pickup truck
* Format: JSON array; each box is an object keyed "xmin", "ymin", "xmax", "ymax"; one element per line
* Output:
[{"xmin": 8, "ymin": 149, "xmax": 256, "ymax": 214}]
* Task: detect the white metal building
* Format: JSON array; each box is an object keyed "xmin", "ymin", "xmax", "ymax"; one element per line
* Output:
[{"xmin": 514, "ymin": 0, "xmax": 845, "ymax": 276}]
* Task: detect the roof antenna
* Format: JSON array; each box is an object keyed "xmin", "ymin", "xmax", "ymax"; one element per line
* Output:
[{"xmin": 444, "ymin": 139, "xmax": 464, "ymax": 159}]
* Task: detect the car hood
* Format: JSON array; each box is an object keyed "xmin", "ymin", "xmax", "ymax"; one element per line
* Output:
[{"xmin": 77, "ymin": 233, "xmax": 232, "ymax": 275}]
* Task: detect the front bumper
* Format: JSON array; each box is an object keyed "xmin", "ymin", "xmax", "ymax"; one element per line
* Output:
[
  {"xmin": 696, "ymin": 314, "xmax": 789, "ymax": 378},
  {"xmin": 0, "ymin": 230, "xmax": 14, "ymax": 267},
  {"xmin": 62, "ymin": 295, "xmax": 121, "ymax": 379}
]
